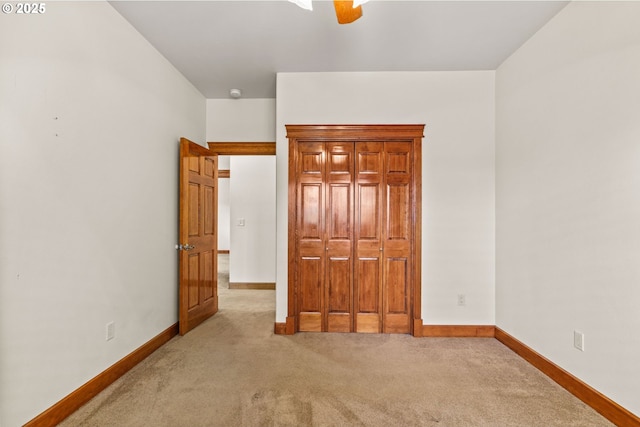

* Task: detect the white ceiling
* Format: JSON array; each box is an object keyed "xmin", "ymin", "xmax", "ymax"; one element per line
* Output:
[{"xmin": 110, "ymin": 1, "xmax": 568, "ymax": 99}]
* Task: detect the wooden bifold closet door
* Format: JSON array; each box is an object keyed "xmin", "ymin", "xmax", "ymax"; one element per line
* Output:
[{"xmin": 287, "ymin": 125, "xmax": 424, "ymax": 335}]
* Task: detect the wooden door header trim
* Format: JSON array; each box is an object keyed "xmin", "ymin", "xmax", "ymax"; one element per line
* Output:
[
  {"xmin": 207, "ymin": 142, "xmax": 276, "ymax": 155},
  {"xmin": 181, "ymin": 137, "xmax": 213, "ymax": 156},
  {"xmin": 285, "ymin": 124, "xmax": 425, "ymax": 140}
]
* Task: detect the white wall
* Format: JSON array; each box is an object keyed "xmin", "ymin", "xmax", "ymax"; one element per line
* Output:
[
  {"xmin": 230, "ymin": 156, "xmax": 277, "ymax": 283},
  {"xmin": 276, "ymin": 72, "xmax": 496, "ymax": 325},
  {"xmin": 206, "ymin": 99, "xmax": 276, "ymax": 142},
  {"xmin": 218, "ymin": 155, "xmax": 231, "ymax": 251},
  {"xmin": 217, "ymin": 174, "xmax": 231, "ymax": 251},
  {"xmin": 206, "ymin": 99, "xmax": 277, "ymax": 282},
  {"xmin": 0, "ymin": 3, "xmax": 205, "ymax": 426},
  {"xmin": 496, "ymin": 1, "xmax": 640, "ymax": 416}
]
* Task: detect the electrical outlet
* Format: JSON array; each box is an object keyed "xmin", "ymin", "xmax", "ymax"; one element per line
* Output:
[
  {"xmin": 106, "ymin": 322, "xmax": 115, "ymax": 341},
  {"xmin": 574, "ymin": 330, "xmax": 584, "ymax": 351},
  {"xmin": 457, "ymin": 294, "xmax": 466, "ymax": 306}
]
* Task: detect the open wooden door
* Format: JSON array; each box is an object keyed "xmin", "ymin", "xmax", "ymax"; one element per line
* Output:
[{"xmin": 179, "ymin": 137, "xmax": 218, "ymax": 335}]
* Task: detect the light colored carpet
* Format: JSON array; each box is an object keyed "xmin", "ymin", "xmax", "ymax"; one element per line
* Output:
[{"xmin": 59, "ymin": 255, "xmax": 613, "ymax": 426}]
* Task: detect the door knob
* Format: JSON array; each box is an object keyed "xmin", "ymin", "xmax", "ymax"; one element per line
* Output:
[{"xmin": 176, "ymin": 244, "xmax": 196, "ymax": 251}]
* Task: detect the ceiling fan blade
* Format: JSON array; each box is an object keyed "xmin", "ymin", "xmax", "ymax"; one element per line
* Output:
[{"xmin": 333, "ymin": 0, "xmax": 363, "ymax": 24}]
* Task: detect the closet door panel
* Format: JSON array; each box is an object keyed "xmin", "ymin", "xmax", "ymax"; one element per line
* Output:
[
  {"xmin": 327, "ymin": 184, "xmax": 350, "ymax": 240},
  {"xmin": 384, "ymin": 257, "xmax": 410, "ymax": 333},
  {"xmin": 386, "ymin": 183, "xmax": 410, "ymax": 240},
  {"xmin": 386, "ymin": 258, "xmax": 408, "ymax": 312},
  {"xmin": 300, "ymin": 184, "xmax": 323, "ymax": 239},
  {"xmin": 325, "ymin": 142, "xmax": 354, "ymax": 332},
  {"xmin": 327, "ymin": 256, "xmax": 351, "ymax": 332},
  {"xmin": 383, "ymin": 142, "xmax": 412, "ymax": 334},
  {"xmin": 357, "ymin": 185, "xmax": 380, "ymax": 239},
  {"xmin": 300, "ymin": 150, "xmax": 323, "ymax": 176},
  {"xmin": 297, "ymin": 142, "xmax": 325, "ymax": 332},
  {"xmin": 326, "ymin": 182, "xmax": 352, "ymax": 332},
  {"xmin": 354, "ymin": 142, "xmax": 384, "ymax": 333},
  {"xmin": 356, "ymin": 258, "xmax": 380, "ymax": 312},
  {"xmin": 299, "ymin": 256, "xmax": 323, "ymax": 332},
  {"xmin": 355, "ymin": 257, "xmax": 381, "ymax": 333}
]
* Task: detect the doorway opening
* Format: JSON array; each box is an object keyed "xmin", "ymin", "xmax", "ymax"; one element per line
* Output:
[{"xmin": 208, "ymin": 142, "xmax": 277, "ymax": 315}]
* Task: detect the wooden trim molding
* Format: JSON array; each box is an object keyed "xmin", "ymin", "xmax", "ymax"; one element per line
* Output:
[
  {"xmin": 412, "ymin": 319, "xmax": 424, "ymax": 337},
  {"xmin": 207, "ymin": 142, "xmax": 275, "ymax": 156},
  {"xmin": 218, "ymin": 169, "xmax": 230, "ymax": 178},
  {"xmin": 422, "ymin": 325, "xmax": 495, "ymax": 338},
  {"xmin": 287, "ymin": 134, "xmax": 297, "ymax": 329},
  {"xmin": 35, "ymin": 320, "xmax": 633, "ymax": 427},
  {"xmin": 285, "ymin": 316, "xmax": 296, "ymax": 335},
  {"xmin": 24, "ymin": 323, "xmax": 179, "ymax": 427},
  {"xmin": 495, "ymin": 327, "xmax": 640, "ymax": 427},
  {"xmin": 277, "ymin": 323, "xmax": 497, "ymax": 338},
  {"xmin": 411, "ymin": 124, "xmax": 423, "ymax": 336},
  {"xmin": 285, "ymin": 124, "xmax": 425, "ymax": 140},
  {"xmin": 274, "ymin": 317, "xmax": 297, "ymax": 335},
  {"xmin": 228, "ymin": 282, "xmax": 275, "ymax": 290}
]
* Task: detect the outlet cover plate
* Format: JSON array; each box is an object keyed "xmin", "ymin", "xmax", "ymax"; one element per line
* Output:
[
  {"xmin": 457, "ymin": 294, "xmax": 466, "ymax": 306},
  {"xmin": 106, "ymin": 322, "xmax": 115, "ymax": 341},
  {"xmin": 574, "ymin": 330, "xmax": 584, "ymax": 351}
]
